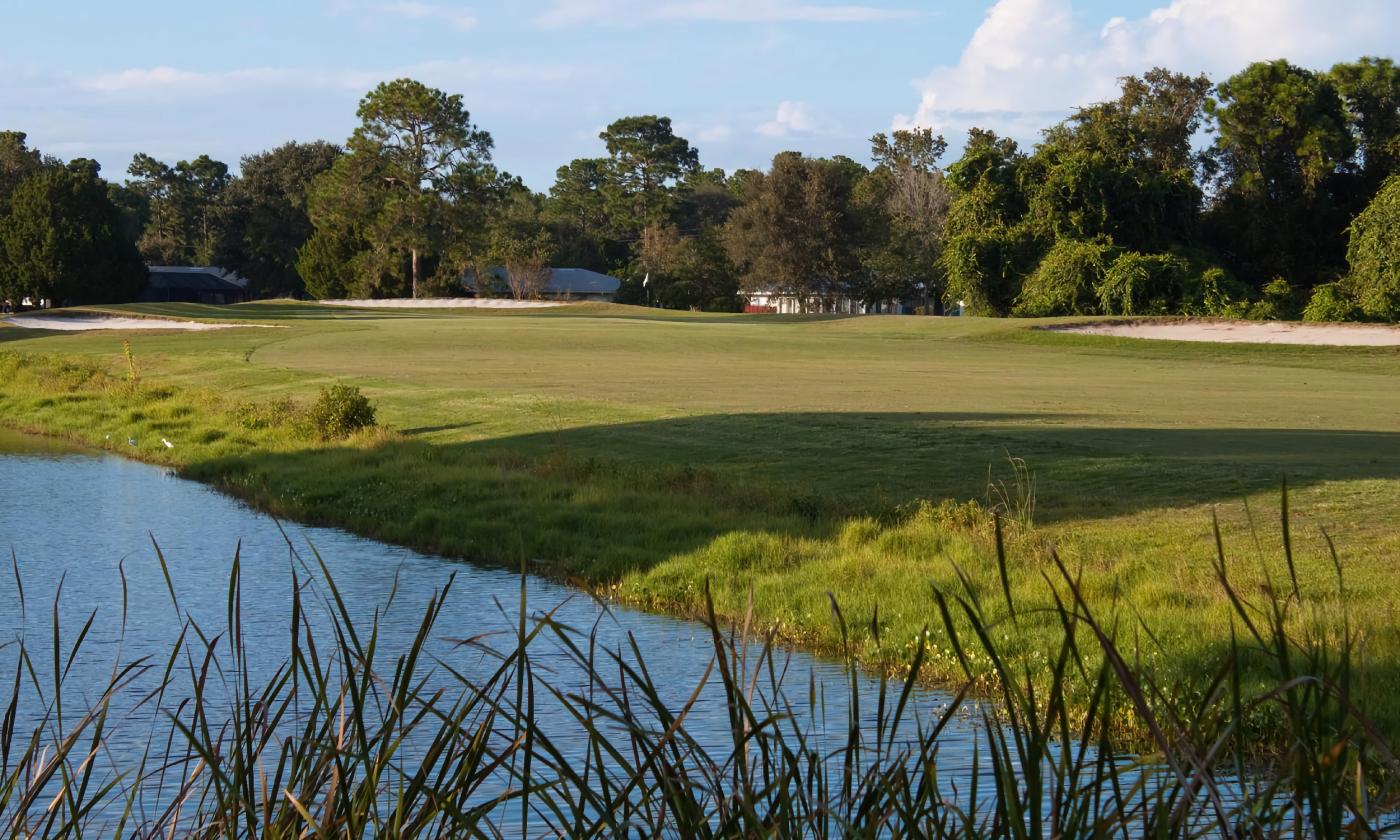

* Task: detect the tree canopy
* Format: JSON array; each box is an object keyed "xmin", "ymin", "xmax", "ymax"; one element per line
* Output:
[{"xmin": 0, "ymin": 159, "xmax": 146, "ymax": 306}]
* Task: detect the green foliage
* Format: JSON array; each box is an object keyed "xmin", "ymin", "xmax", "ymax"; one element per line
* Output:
[
  {"xmin": 1330, "ymin": 57, "xmax": 1400, "ymax": 186},
  {"xmin": 4, "ymin": 503, "xmax": 1394, "ymax": 835},
  {"xmin": 1012, "ymin": 237, "xmax": 1113, "ymax": 316},
  {"xmin": 1025, "ymin": 70, "xmax": 1210, "ymax": 253},
  {"xmin": 942, "ymin": 224, "xmax": 1041, "ymax": 315},
  {"xmin": 1205, "ymin": 60, "xmax": 1356, "ymax": 286},
  {"xmin": 0, "ymin": 159, "xmax": 147, "ymax": 306},
  {"xmin": 303, "ymin": 78, "xmax": 506, "ymax": 299},
  {"xmin": 723, "ymin": 152, "xmax": 872, "ymax": 304},
  {"xmin": 125, "ymin": 152, "xmax": 231, "ymax": 265},
  {"xmin": 1346, "ymin": 174, "xmax": 1400, "ymax": 320},
  {"xmin": 1303, "ymin": 281, "xmax": 1362, "ymax": 322},
  {"xmin": 218, "ymin": 141, "xmax": 341, "ymax": 297},
  {"xmin": 309, "ymin": 383, "xmax": 377, "ymax": 440},
  {"xmin": 1183, "ymin": 266, "xmax": 1253, "ymax": 317},
  {"xmin": 1247, "ymin": 277, "xmax": 1304, "ymax": 321},
  {"xmin": 235, "ymin": 396, "xmax": 300, "ymax": 431},
  {"xmin": 1096, "ymin": 251, "xmax": 1192, "ymax": 315}
]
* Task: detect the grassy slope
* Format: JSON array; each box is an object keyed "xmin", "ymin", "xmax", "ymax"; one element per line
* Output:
[{"xmin": 3, "ymin": 301, "xmax": 1399, "ymax": 733}]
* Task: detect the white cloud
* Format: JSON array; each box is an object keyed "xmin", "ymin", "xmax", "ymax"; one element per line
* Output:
[
  {"xmin": 757, "ymin": 101, "xmax": 818, "ymax": 137},
  {"xmin": 894, "ymin": 0, "xmax": 1400, "ymax": 142},
  {"xmin": 373, "ymin": 2, "xmax": 478, "ymax": 31},
  {"xmin": 78, "ymin": 57, "xmax": 577, "ymax": 101},
  {"xmin": 697, "ymin": 124, "xmax": 733, "ymax": 143},
  {"xmin": 535, "ymin": 0, "xmax": 914, "ymax": 27}
]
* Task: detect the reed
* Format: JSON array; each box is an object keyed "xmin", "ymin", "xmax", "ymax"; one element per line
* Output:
[{"xmin": 1, "ymin": 494, "xmax": 1394, "ymax": 838}]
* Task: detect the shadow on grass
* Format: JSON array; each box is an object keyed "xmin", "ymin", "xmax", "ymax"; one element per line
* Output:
[{"xmin": 187, "ymin": 411, "xmax": 1400, "ymax": 586}]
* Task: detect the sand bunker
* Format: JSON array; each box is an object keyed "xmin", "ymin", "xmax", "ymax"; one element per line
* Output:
[
  {"xmin": 1048, "ymin": 319, "xmax": 1400, "ymax": 347},
  {"xmin": 3, "ymin": 314, "xmax": 271, "ymax": 332},
  {"xmin": 320, "ymin": 298, "xmax": 564, "ymax": 309}
]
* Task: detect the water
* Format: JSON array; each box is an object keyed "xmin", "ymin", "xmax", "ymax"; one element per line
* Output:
[{"xmin": 0, "ymin": 429, "xmax": 981, "ymax": 829}]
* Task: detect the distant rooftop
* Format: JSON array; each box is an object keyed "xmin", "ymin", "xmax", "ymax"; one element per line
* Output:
[
  {"xmin": 469, "ymin": 267, "xmax": 621, "ymax": 296},
  {"xmin": 147, "ymin": 266, "xmax": 249, "ymax": 292},
  {"xmin": 542, "ymin": 268, "xmax": 621, "ymax": 295}
]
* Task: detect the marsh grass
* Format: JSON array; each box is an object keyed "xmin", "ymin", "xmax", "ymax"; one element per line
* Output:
[{"xmin": 1, "ymin": 499, "xmax": 1397, "ymax": 838}]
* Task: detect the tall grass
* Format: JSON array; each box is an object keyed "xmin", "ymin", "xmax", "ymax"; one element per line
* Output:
[{"xmin": 2, "ymin": 497, "xmax": 1395, "ymax": 837}]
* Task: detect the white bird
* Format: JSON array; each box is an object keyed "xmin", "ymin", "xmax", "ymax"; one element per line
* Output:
[
  {"xmin": 127, "ymin": 438, "xmax": 137, "ymax": 446},
  {"xmin": 161, "ymin": 438, "xmax": 174, "ymax": 449}
]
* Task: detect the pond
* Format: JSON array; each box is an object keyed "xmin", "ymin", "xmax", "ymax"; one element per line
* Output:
[{"xmin": 0, "ymin": 428, "xmax": 983, "ymax": 831}]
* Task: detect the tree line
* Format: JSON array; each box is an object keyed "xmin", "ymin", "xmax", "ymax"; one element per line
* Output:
[{"xmin": 2, "ymin": 58, "xmax": 1399, "ymax": 320}]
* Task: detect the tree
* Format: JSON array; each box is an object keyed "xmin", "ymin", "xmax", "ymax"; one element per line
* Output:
[
  {"xmin": 1345, "ymin": 173, "xmax": 1400, "ymax": 320},
  {"xmin": 0, "ymin": 131, "xmax": 46, "ymax": 208},
  {"xmin": 1026, "ymin": 70, "xmax": 1211, "ymax": 253},
  {"xmin": 860, "ymin": 129, "xmax": 951, "ymax": 308},
  {"xmin": 219, "ymin": 141, "xmax": 341, "ymax": 297},
  {"xmin": 1331, "ymin": 57, "xmax": 1400, "ymax": 189},
  {"xmin": 302, "ymin": 79, "xmax": 505, "ymax": 298},
  {"xmin": 175, "ymin": 154, "xmax": 230, "ymax": 264},
  {"xmin": 124, "ymin": 152, "xmax": 231, "ymax": 265},
  {"xmin": 723, "ymin": 152, "xmax": 870, "ymax": 308},
  {"xmin": 599, "ymin": 115, "xmax": 699, "ymax": 229},
  {"xmin": 941, "ymin": 129, "xmax": 1038, "ymax": 314},
  {"xmin": 486, "ymin": 191, "xmax": 554, "ymax": 300},
  {"xmin": 543, "ymin": 157, "xmax": 619, "ymax": 271},
  {"xmin": 126, "ymin": 153, "xmax": 183, "ymax": 262},
  {"xmin": 1205, "ymin": 60, "xmax": 1355, "ymax": 287},
  {"xmin": 0, "ymin": 159, "xmax": 146, "ymax": 306}
]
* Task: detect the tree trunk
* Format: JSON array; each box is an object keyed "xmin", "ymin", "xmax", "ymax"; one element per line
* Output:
[{"xmin": 411, "ymin": 248, "xmax": 420, "ymax": 299}]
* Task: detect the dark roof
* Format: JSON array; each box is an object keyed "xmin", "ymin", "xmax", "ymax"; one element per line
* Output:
[
  {"xmin": 470, "ymin": 267, "xmax": 621, "ymax": 295},
  {"xmin": 543, "ymin": 268, "xmax": 621, "ymax": 295},
  {"xmin": 146, "ymin": 267, "xmax": 247, "ymax": 292}
]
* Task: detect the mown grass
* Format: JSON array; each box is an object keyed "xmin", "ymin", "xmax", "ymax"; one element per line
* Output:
[{"xmin": 1, "ymin": 303, "xmax": 1398, "ymax": 744}]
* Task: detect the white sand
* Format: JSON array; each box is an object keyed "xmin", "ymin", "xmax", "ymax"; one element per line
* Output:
[
  {"xmin": 3, "ymin": 314, "xmax": 272, "ymax": 331},
  {"xmin": 1048, "ymin": 320, "xmax": 1400, "ymax": 347},
  {"xmin": 320, "ymin": 298, "xmax": 564, "ymax": 309}
]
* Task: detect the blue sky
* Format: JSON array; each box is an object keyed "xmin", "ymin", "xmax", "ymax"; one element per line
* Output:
[{"xmin": 4, "ymin": 1, "xmax": 1398, "ymax": 189}]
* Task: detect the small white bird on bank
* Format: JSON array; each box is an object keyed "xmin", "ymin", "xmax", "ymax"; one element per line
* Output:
[
  {"xmin": 127, "ymin": 438, "xmax": 137, "ymax": 447},
  {"xmin": 161, "ymin": 438, "xmax": 174, "ymax": 449}
]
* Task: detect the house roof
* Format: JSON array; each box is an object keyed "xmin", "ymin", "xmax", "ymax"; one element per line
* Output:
[
  {"xmin": 147, "ymin": 266, "xmax": 248, "ymax": 292},
  {"xmin": 543, "ymin": 268, "xmax": 621, "ymax": 295},
  {"xmin": 471, "ymin": 267, "xmax": 622, "ymax": 295}
]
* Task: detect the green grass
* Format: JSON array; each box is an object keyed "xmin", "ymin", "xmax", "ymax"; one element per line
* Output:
[{"xmin": 2, "ymin": 301, "xmax": 1399, "ymax": 739}]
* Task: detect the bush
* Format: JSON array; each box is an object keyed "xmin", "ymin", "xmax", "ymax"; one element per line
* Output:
[
  {"xmin": 1246, "ymin": 277, "xmax": 1302, "ymax": 321},
  {"xmin": 308, "ymin": 383, "xmax": 376, "ymax": 440},
  {"xmin": 235, "ymin": 397, "xmax": 301, "ymax": 431},
  {"xmin": 1012, "ymin": 238, "xmax": 1113, "ymax": 316},
  {"xmin": 1346, "ymin": 174, "xmax": 1400, "ymax": 321},
  {"xmin": 1183, "ymin": 267, "xmax": 1252, "ymax": 318},
  {"xmin": 941, "ymin": 224, "xmax": 1042, "ymax": 316},
  {"xmin": 1096, "ymin": 251, "xmax": 1192, "ymax": 315},
  {"xmin": 1302, "ymin": 281, "xmax": 1361, "ymax": 322}
]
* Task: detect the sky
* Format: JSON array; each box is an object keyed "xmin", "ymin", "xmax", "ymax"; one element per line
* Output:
[{"xmin": 4, "ymin": 0, "xmax": 1399, "ymax": 190}]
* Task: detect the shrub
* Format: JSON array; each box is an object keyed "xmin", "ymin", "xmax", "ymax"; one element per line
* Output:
[
  {"xmin": 1012, "ymin": 238, "xmax": 1113, "ymax": 316},
  {"xmin": 1096, "ymin": 251, "xmax": 1192, "ymax": 315},
  {"xmin": 1302, "ymin": 281, "xmax": 1361, "ymax": 322},
  {"xmin": 1246, "ymin": 277, "xmax": 1302, "ymax": 321},
  {"xmin": 941, "ymin": 224, "xmax": 1042, "ymax": 316},
  {"xmin": 1346, "ymin": 174, "xmax": 1400, "ymax": 321},
  {"xmin": 308, "ymin": 383, "xmax": 377, "ymax": 440},
  {"xmin": 235, "ymin": 396, "xmax": 301, "ymax": 431},
  {"xmin": 1183, "ymin": 267, "xmax": 1252, "ymax": 318}
]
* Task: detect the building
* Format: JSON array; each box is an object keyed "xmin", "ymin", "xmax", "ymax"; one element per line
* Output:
[
  {"xmin": 540, "ymin": 268, "xmax": 621, "ymax": 301},
  {"xmin": 467, "ymin": 267, "xmax": 622, "ymax": 302},
  {"xmin": 141, "ymin": 267, "xmax": 251, "ymax": 305},
  {"xmin": 742, "ymin": 291, "xmax": 931, "ymax": 315}
]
